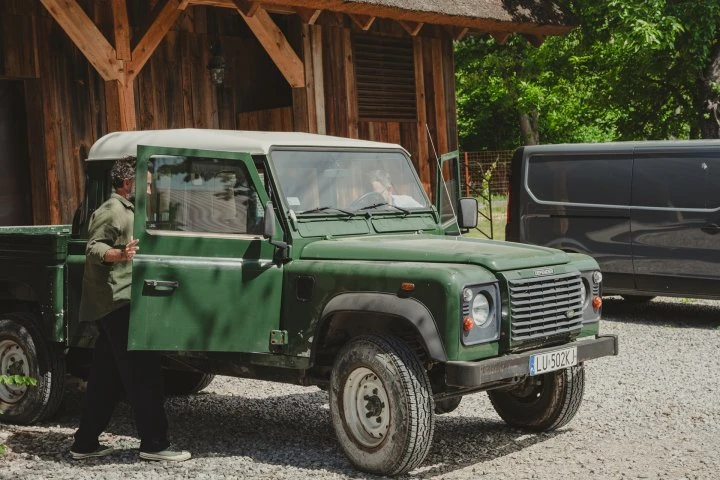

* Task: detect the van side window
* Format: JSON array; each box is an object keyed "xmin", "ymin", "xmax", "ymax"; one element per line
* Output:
[
  {"xmin": 633, "ymin": 155, "xmax": 719, "ymax": 209},
  {"xmin": 527, "ymin": 155, "xmax": 632, "ymax": 206},
  {"xmin": 147, "ymin": 155, "xmax": 264, "ymax": 235}
]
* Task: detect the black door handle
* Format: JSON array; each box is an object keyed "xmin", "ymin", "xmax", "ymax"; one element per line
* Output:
[{"xmin": 700, "ymin": 224, "xmax": 720, "ymax": 234}]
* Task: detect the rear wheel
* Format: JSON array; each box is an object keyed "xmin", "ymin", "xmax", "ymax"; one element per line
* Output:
[
  {"xmin": 329, "ymin": 334, "xmax": 434, "ymax": 475},
  {"xmin": 488, "ymin": 366, "xmax": 585, "ymax": 431},
  {"xmin": 434, "ymin": 396, "xmax": 462, "ymax": 414},
  {"xmin": 163, "ymin": 370, "xmax": 215, "ymax": 396},
  {"xmin": 0, "ymin": 313, "xmax": 65, "ymax": 424}
]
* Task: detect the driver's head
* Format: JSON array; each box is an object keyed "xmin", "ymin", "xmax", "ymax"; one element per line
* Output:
[{"xmin": 370, "ymin": 169, "xmax": 393, "ymax": 203}]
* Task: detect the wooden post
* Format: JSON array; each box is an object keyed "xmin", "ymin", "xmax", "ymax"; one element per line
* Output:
[{"xmin": 464, "ymin": 152, "xmax": 470, "ymax": 197}]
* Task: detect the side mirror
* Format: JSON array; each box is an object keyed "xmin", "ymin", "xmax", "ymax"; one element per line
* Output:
[
  {"xmin": 458, "ymin": 197, "xmax": 478, "ymax": 229},
  {"xmin": 263, "ymin": 201, "xmax": 290, "ymax": 262},
  {"xmin": 264, "ymin": 201, "xmax": 276, "ymax": 238}
]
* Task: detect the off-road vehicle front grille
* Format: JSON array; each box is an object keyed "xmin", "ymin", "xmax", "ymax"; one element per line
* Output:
[{"xmin": 508, "ymin": 272, "xmax": 583, "ymax": 341}]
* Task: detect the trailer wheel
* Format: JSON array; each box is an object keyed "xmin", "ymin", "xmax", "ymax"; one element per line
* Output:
[{"xmin": 0, "ymin": 313, "xmax": 65, "ymax": 424}]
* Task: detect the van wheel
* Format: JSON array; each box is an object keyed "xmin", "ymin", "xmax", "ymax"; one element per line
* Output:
[
  {"xmin": 163, "ymin": 370, "xmax": 215, "ymax": 396},
  {"xmin": 330, "ymin": 334, "xmax": 434, "ymax": 475},
  {"xmin": 0, "ymin": 313, "xmax": 66, "ymax": 425},
  {"xmin": 488, "ymin": 366, "xmax": 584, "ymax": 431},
  {"xmin": 621, "ymin": 295, "xmax": 655, "ymax": 303}
]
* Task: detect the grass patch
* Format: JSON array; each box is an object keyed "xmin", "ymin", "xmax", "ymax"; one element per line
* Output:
[{"xmin": 464, "ymin": 195, "xmax": 507, "ymax": 241}]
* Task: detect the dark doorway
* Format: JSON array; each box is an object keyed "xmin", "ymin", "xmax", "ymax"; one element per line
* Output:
[{"xmin": 0, "ymin": 81, "xmax": 33, "ymax": 225}]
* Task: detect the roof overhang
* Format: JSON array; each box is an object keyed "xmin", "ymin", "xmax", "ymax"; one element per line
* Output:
[{"xmin": 192, "ymin": 0, "xmax": 575, "ymax": 38}]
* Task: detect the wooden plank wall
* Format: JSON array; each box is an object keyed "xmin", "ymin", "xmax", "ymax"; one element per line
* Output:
[
  {"xmin": 320, "ymin": 20, "xmax": 457, "ymax": 199},
  {"xmin": 0, "ymin": 1, "xmax": 459, "ymax": 223},
  {"xmin": 238, "ymin": 107, "xmax": 294, "ymax": 131}
]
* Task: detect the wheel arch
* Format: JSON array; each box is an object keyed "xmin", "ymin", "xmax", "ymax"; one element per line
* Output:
[{"xmin": 311, "ymin": 292, "xmax": 447, "ymax": 370}]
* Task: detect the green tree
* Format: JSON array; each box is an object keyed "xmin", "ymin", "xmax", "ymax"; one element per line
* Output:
[{"xmin": 455, "ymin": 0, "xmax": 720, "ymax": 149}]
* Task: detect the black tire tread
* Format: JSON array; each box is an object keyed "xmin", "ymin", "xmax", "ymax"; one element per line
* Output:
[
  {"xmin": 331, "ymin": 334, "xmax": 434, "ymax": 476},
  {"xmin": 488, "ymin": 365, "xmax": 585, "ymax": 431},
  {"xmin": 163, "ymin": 370, "xmax": 215, "ymax": 396}
]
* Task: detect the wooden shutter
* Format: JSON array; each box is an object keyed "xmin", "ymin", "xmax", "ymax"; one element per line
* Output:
[{"xmin": 352, "ymin": 34, "xmax": 417, "ymax": 121}]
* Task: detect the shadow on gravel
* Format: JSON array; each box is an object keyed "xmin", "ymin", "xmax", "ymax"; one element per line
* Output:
[
  {"xmin": 407, "ymin": 418, "xmax": 562, "ymax": 478},
  {"xmin": 4, "ymin": 384, "xmax": 563, "ymax": 477},
  {"xmin": 601, "ymin": 297, "xmax": 720, "ymax": 330}
]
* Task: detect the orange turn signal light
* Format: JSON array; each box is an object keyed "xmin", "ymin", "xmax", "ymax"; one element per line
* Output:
[
  {"xmin": 592, "ymin": 296, "xmax": 603, "ymax": 309},
  {"xmin": 463, "ymin": 317, "xmax": 474, "ymax": 331},
  {"xmin": 400, "ymin": 282, "xmax": 415, "ymax": 292}
]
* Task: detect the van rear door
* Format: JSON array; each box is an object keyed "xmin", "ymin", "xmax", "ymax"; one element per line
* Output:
[{"xmin": 631, "ymin": 146, "xmax": 720, "ymax": 296}]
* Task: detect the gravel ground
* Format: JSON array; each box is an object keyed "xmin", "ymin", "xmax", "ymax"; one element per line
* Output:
[{"xmin": 1, "ymin": 296, "xmax": 719, "ymax": 479}]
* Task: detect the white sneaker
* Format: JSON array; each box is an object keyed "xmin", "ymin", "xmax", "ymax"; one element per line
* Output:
[
  {"xmin": 70, "ymin": 445, "xmax": 116, "ymax": 460},
  {"xmin": 139, "ymin": 448, "xmax": 192, "ymax": 462}
]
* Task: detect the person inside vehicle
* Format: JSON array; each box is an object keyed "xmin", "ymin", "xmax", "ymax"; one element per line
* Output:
[{"xmin": 369, "ymin": 169, "xmax": 422, "ymax": 208}]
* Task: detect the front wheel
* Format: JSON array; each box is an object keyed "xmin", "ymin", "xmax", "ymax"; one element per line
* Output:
[
  {"xmin": 488, "ymin": 365, "xmax": 585, "ymax": 431},
  {"xmin": 0, "ymin": 313, "xmax": 66, "ymax": 424},
  {"xmin": 329, "ymin": 334, "xmax": 434, "ymax": 476}
]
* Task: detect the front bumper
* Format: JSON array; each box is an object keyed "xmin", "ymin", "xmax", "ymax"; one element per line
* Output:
[{"xmin": 445, "ymin": 334, "xmax": 618, "ymax": 388}]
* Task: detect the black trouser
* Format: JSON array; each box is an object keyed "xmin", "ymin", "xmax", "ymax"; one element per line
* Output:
[{"xmin": 72, "ymin": 305, "xmax": 169, "ymax": 453}]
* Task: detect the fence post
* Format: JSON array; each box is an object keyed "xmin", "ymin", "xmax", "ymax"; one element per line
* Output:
[{"xmin": 464, "ymin": 152, "xmax": 470, "ymax": 197}]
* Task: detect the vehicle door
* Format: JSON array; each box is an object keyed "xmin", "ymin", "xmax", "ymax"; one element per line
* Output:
[
  {"xmin": 435, "ymin": 151, "xmax": 462, "ymax": 235},
  {"xmin": 128, "ymin": 146, "xmax": 283, "ymax": 353},
  {"xmin": 631, "ymin": 147, "xmax": 720, "ymax": 296}
]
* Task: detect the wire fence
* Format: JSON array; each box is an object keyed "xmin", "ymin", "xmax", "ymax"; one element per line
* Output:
[{"xmin": 459, "ymin": 150, "xmax": 513, "ymax": 198}]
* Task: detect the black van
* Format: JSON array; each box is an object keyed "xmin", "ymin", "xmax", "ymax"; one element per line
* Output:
[{"xmin": 506, "ymin": 141, "xmax": 720, "ymax": 301}]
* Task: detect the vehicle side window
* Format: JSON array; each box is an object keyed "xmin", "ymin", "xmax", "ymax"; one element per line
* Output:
[
  {"xmin": 147, "ymin": 155, "xmax": 264, "ymax": 235},
  {"xmin": 527, "ymin": 154, "xmax": 632, "ymax": 206},
  {"xmin": 633, "ymin": 154, "xmax": 720, "ymax": 209}
]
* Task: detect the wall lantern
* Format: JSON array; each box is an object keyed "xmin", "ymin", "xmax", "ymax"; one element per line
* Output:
[{"xmin": 207, "ymin": 41, "xmax": 227, "ymax": 86}]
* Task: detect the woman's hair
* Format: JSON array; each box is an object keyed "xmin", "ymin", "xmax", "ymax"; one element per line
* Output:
[{"xmin": 110, "ymin": 155, "xmax": 137, "ymax": 189}]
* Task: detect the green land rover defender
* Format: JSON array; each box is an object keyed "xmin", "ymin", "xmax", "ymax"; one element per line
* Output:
[{"xmin": 0, "ymin": 129, "xmax": 617, "ymax": 475}]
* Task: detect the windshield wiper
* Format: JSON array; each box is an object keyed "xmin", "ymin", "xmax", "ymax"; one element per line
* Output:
[
  {"xmin": 297, "ymin": 206, "xmax": 355, "ymax": 216},
  {"xmin": 356, "ymin": 202, "xmax": 410, "ymax": 215}
]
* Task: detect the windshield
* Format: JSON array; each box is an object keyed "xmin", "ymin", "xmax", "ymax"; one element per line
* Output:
[{"xmin": 270, "ymin": 149, "xmax": 429, "ymax": 214}]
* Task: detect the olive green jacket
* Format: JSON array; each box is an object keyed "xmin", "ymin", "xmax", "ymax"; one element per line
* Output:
[{"xmin": 79, "ymin": 193, "xmax": 135, "ymax": 322}]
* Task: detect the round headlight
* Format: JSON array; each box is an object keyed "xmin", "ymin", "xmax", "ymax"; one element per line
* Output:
[
  {"xmin": 462, "ymin": 288, "xmax": 473, "ymax": 302},
  {"xmin": 471, "ymin": 293, "xmax": 492, "ymax": 328},
  {"xmin": 592, "ymin": 271, "xmax": 603, "ymax": 284}
]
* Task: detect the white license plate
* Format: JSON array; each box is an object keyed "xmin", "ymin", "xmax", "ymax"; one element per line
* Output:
[{"xmin": 529, "ymin": 346, "xmax": 577, "ymax": 376}]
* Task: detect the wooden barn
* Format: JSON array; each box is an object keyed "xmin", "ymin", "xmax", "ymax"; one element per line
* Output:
[{"xmin": 0, "ymin": 0, "xmax": 571, "ymax": 225}]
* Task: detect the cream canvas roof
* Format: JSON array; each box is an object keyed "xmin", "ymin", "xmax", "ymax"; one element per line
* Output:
[{"xmin": 87, "ymin": 129, "xmax": 407, "ymax": 161}]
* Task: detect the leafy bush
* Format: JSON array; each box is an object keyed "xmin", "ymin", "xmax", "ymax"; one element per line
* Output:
[{"xmin": 0, "ymin": 375, "xmax": 37, "ymax": 454}]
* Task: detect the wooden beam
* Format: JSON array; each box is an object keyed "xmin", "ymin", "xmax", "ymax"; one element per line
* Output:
[
  {"xmin": 184, "ymin": 0, "xmax": 574, "ymax": 37},
  {"xmin": 413, "ymin": 38, "xmax": 430, "ymax": 193},
  {"xmin": 523, "ymin": 33, "xmax": 546, "ymax": 47},
  {"xmin": 112, "ymin": 0, "xmax": 131, "ymax": 61},
  {"xmin": 349, "ymin": 14, "xmax": 375, "ymax": 31},
  {"xmin": 106, "ymin": 79, "xmax": 137, "ymax": 130},
  {"xmin": 178, "ymin": 0, "xmax": 191, "ymax": 9},
  {"xmin": 453, "ymin": 27, "xmax": 469, "ymax": 41},
  {"xmin": 40, "ymin": 0, "xmax": 120, "ymax": 81},
  {"xmin": 490, "ymin": 32, "xmax": 511, "ymax": 45},
  {"xmin": 130, "ymin": 0, "xmax": 183, "ymax": 79},
  {"xmin": 236, "ymin": 6, "xmax": 305, "ymax": 88},
  {"xmin": 343, "ymin": 29, "xmax": 358, "ymax": 137},
  {"xmin": 296, "ymin": 7, "xmax": 322, "ymax": 25},
  {"xmin": 398, "ymin": 20, "xmax": 424, "ymax": 37},
  {"xmin": 311, "ymin": 25, "xmax": 326, "ymax": 134},
  {"xmin": 231, "ymin": 0, "xmax": 260, "ymax": 17}
]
